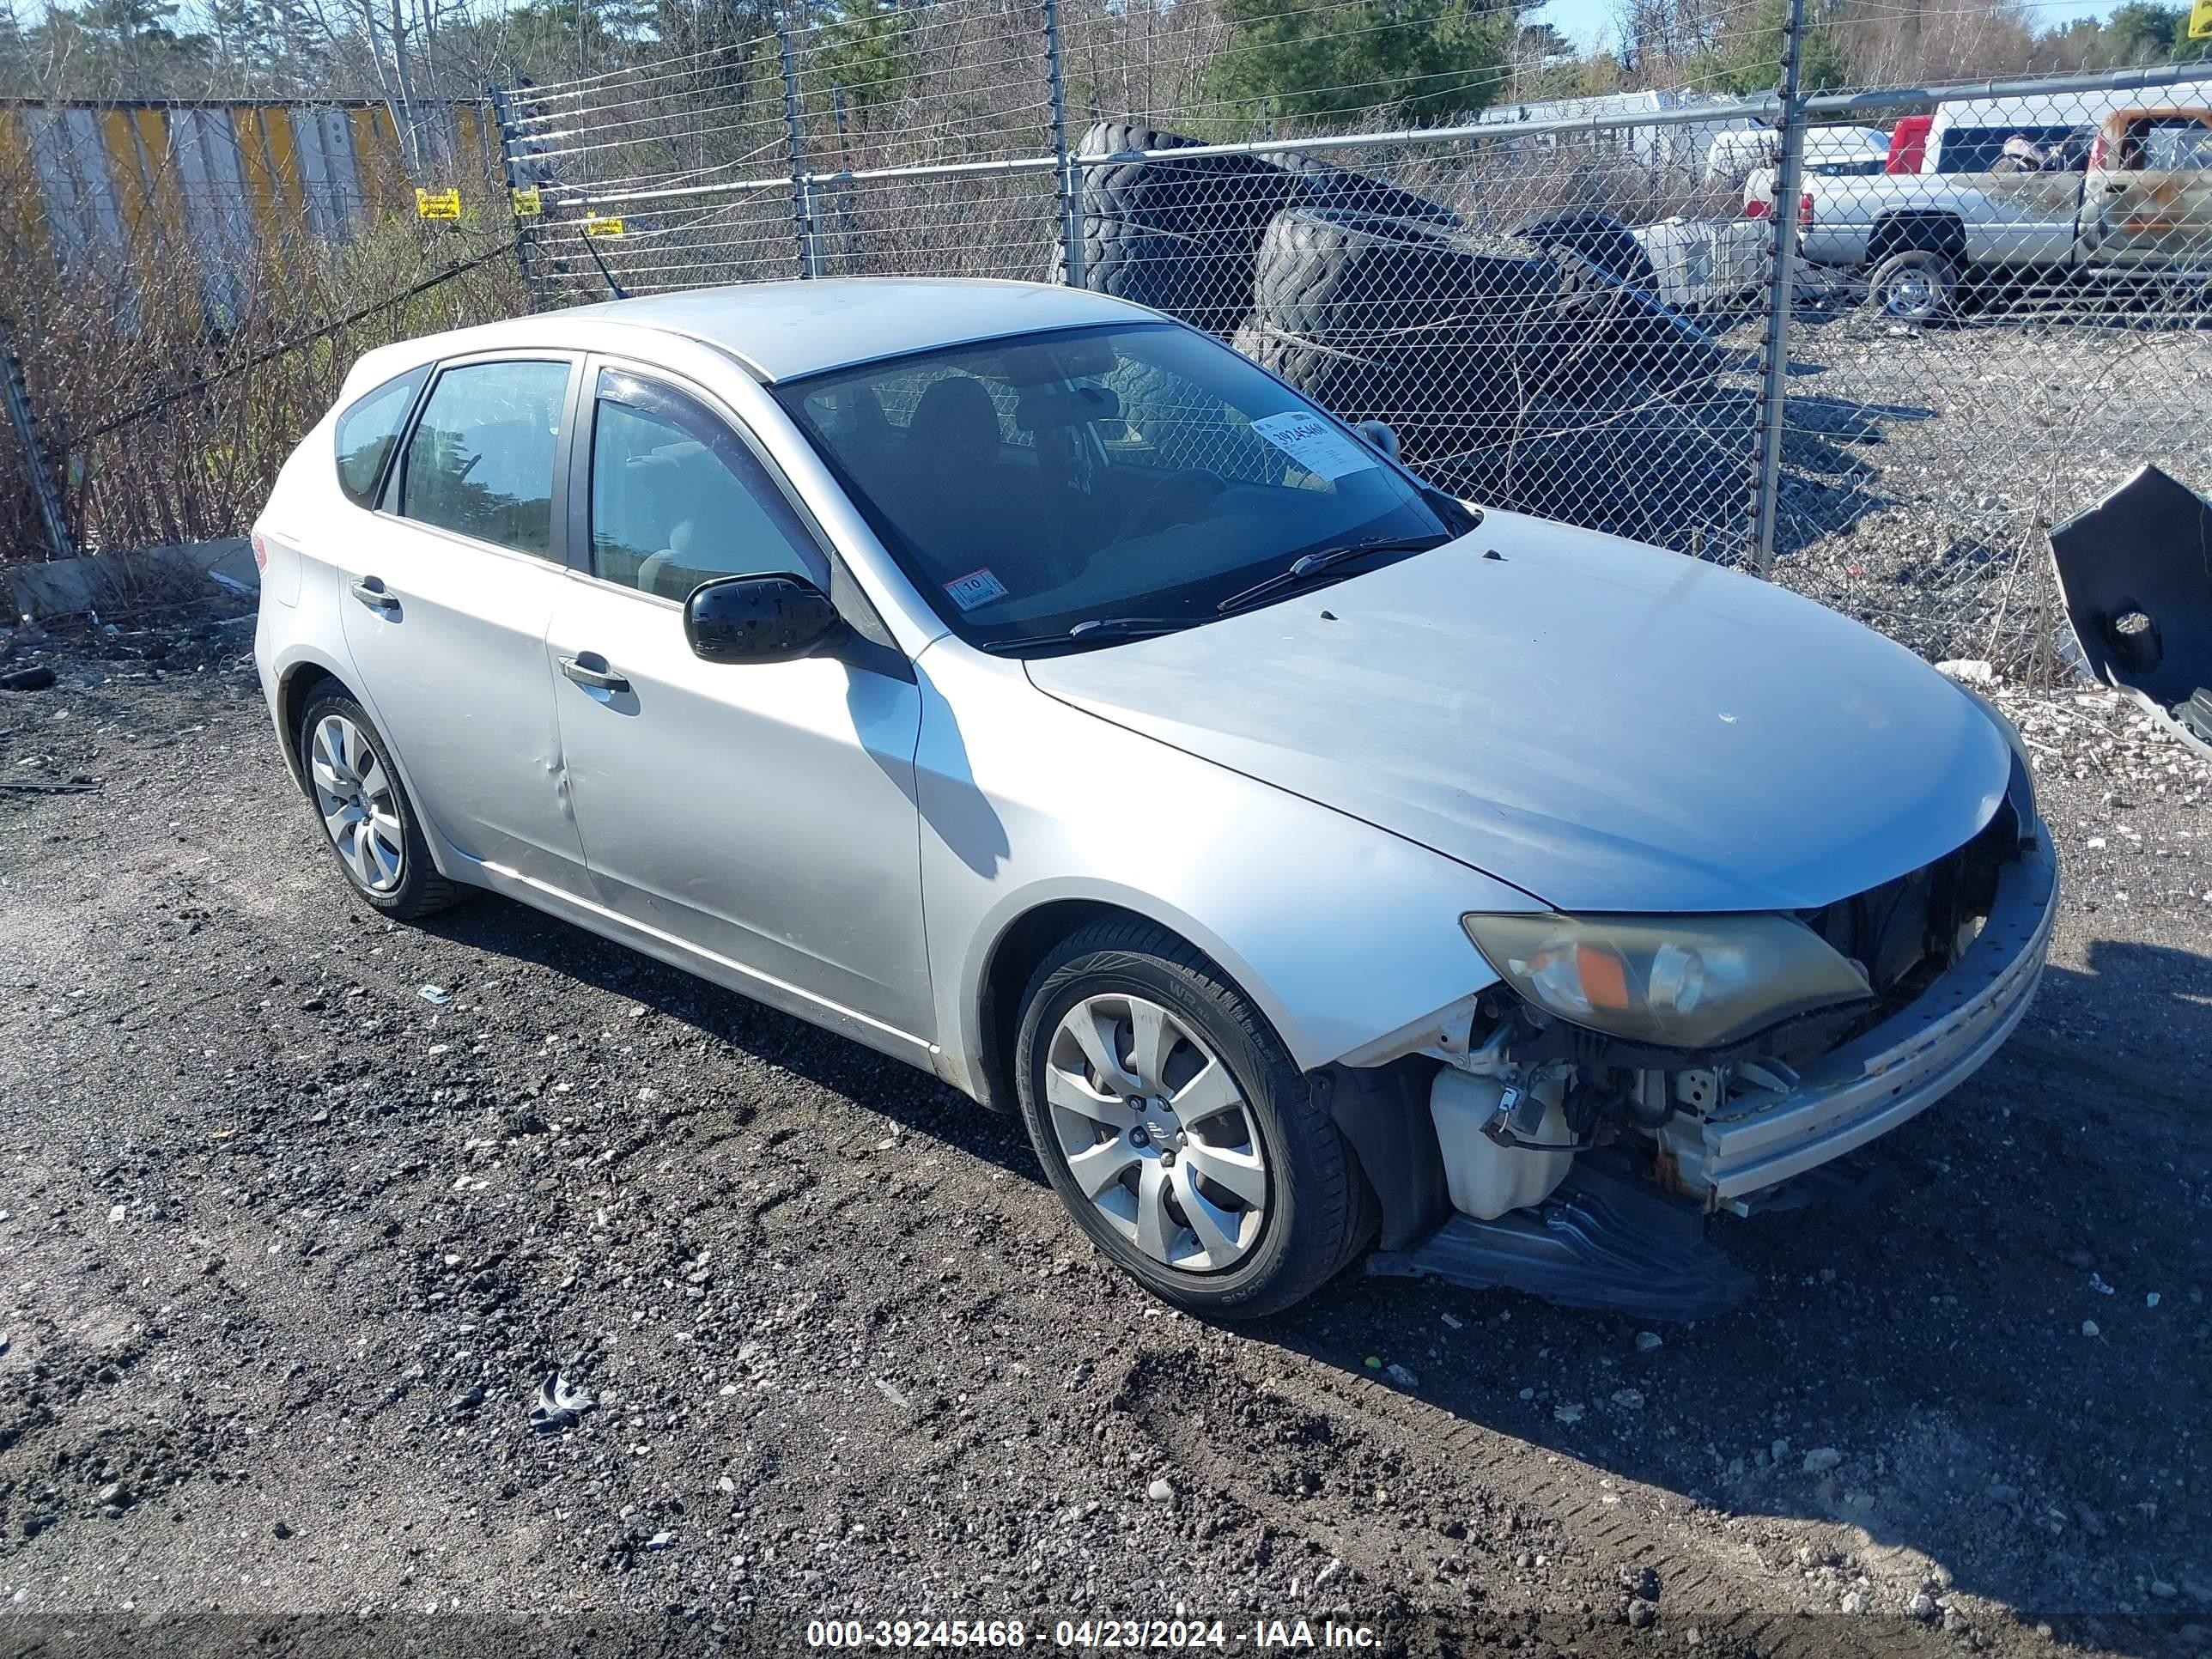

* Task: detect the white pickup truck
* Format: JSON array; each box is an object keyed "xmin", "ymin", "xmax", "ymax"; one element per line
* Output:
[{"xmin": 1747, "ymin": 98, "xmax": 2212, "ymax": 319}]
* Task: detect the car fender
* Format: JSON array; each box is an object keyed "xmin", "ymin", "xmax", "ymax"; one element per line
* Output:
[
  {"xmin": 913, "ymin": 642, "xmax": 1538, "ymax": 1102},
  {"xmin": 258, "ymin": 613, "xmax": 467, "ymax": 881}
]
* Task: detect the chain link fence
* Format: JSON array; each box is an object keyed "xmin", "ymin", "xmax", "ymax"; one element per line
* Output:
[
  {"xmin": 7, "ymin": 0, "xmax": 2210, "ymax": 693},
  {"xmin": 1756, "ymin": 48, "xmax": 2212, "ymax": 675}
]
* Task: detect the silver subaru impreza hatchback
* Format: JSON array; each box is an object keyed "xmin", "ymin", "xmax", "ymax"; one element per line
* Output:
[{"xmin": 252, "ymin": 277, "xmax": 2057, "ymax": 1319}]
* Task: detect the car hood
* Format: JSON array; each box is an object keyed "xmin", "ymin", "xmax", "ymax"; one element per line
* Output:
[{"xmin": 1024, "ymin": 511, "xmax": 2012, "ymax": 913}]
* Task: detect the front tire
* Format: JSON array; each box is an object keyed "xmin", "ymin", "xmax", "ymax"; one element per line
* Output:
[
  {"xmin": 1013, "ymin": 919, "xmax": 1370, "ymax": 1317},
  {"xmin": 297, "ymin": 690, "xmax": 462, "ymax": 921}
]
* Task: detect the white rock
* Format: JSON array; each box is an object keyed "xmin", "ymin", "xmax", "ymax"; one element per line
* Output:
[
  {"xmin": 1635, "ymin": 1331, "xmax": 1663, "ymax": 1352},
  {"xmin": 1146, "ymin": 1477, "xmax": 1174, "ymax": 1503}
]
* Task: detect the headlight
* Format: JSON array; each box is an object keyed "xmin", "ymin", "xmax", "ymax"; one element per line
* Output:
[{"xmin": 1461, "ymin": 912, "xmax": 1874, "ymax": 1049}]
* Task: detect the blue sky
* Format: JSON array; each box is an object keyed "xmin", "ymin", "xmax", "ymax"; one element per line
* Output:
[{"xmin": 1527, "ymin": 0, "xmax": 2128, "ymax": 54}]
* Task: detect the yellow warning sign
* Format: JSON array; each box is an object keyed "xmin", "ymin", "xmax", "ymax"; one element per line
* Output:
[
  {"xmin": 510, "ymin": 185, "xmax": 543, "ymax": 217},
  {"xmin": 414, "ymin": 187, "xmax": 462, "ymax": 221},
  {"xmin": 2191, "ymin": 0, "xmax": 2211, "ymax": 39},
  {"xmin": 584, "ymin": 216, "xmax": 625, "ymax": 238}
]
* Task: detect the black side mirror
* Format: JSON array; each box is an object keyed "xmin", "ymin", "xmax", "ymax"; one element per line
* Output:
[
  {"xmin": 1356, "ymin": 418, "xmax": 1401, "ymax": 460},
  {"xmin": 684, "ymin": 574, "xmax": 842, "ymax": 665}
]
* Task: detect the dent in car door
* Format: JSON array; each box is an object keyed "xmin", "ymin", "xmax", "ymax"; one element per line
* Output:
[
  {"xmin": 2081, "ymin": 111, "xmax": 2212, "ymax": 264},
  {"xmin": 336, "ymin": 353, "xmax": 591, "ymax": 889},
  {"xmin": 544, "ymin": 364, "xmax": 933, "ymax": 1048}
]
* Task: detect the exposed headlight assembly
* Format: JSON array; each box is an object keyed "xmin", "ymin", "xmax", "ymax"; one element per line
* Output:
[{"xmin": 1461, "ymin": 912, "xmax": 1874, "ymax": 1050}]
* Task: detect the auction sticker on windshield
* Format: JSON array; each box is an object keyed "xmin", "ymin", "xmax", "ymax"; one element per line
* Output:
[
  {"xmin": 1249, "ymin": 411, "xmax": 1377, "ymax": 482},
  {"xmin": 945, "ymin": 568, "xmax": 1010, "ymax": 611}
]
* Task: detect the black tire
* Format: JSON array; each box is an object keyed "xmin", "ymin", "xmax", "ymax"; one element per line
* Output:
[
  {"xmin": 1243, "ymin": 208, "xmax": 1555, "ymax": 474},
  {"xmin": 1253, "ymin": 206, "xmax": 1549, "ymax": 343},
  {"xmin": 1866, "ymin": 249, "xmax": 1958, "ymax": 325},
  {"xmin": 1059, "ymin": 121, "xmax": 1459, "ymax": 337},
  {"xmin": 1276, "ymin": 148, "xmax": 1460, "ymax": 228},
  {"xmin": 1516, "ymin": 210, "xmax": 1661, "ymax": 294},
  {"xmin": 1534, "ymin": 249, "xmax": 1726, "ymax": 399},
  {"xmin": 1013, "ymin": 918, "xmax": 1370, "ymax": 1318},
  {"xmin": 1066, "ymin": 120, "xmax": 1304, "ymax": 336},
  {"xmin": 296, "ymin": 690, "xmax": 463, "ymax": 921}
]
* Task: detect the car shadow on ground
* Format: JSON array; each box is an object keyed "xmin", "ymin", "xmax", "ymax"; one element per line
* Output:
[{"xmin": 416, "ymin": 890, "xmax": 1045, "ymax": 1185}]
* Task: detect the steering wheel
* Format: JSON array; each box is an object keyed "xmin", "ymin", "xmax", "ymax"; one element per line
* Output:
[{"xmin": 1114, "ymin": 467, "xmax": 1229, "ymax": 542}]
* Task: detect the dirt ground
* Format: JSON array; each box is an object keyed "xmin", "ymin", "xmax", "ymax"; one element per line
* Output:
[{"xmin": 0, "ymin": 606, "xmax": 2207, "ymax": 1659}]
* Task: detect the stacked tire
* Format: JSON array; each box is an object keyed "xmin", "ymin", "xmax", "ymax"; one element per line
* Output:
[
  {"xmin": 1237, "ymin": 208, "xmax": 1559, "ymax": 481},
  {"xmin": 1054, "ymin": 118, "xmax": 1735, "ymax": 550},
  {"xmin": 1530, "ymin": 247, "xmax": 1726, "ymax": 400},
  {"xmin": 1060, "ymin": 122, "xmax": 1461, "ymax": 339}
]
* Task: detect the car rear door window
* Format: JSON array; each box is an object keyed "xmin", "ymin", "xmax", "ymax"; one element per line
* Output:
[
  {"xmin": 333, "ymin": 366, "xmax": 428, "ymax": 507},
  {"xmin": 588, "ymin": 368, "xmax": 827, "ymax": 600},
  {"xmin": 399, "ymin": 360, "xmax": 571, "ymax": 557}
]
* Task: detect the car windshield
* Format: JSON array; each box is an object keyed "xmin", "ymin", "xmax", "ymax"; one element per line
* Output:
[{"xmin": 774, "ymin": 322, "xmax": 1466, "ymax": 649}]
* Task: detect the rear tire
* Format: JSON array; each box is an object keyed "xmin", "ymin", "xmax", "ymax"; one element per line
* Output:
[
  {"xmin": 1013, "ymin": 918, "xmax": 1370, "ymax": 1317},
  {"xmin": 297, "ymin": 690, "xmax": 463, "ymax": 921},
  {"xmin": 1867, "ymin": 249, "xmax": 1958, "ymax": 324}
]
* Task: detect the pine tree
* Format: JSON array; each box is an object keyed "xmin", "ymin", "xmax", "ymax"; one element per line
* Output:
[{"xmin": 1200, "ymin": 0, "xmax": 1517, "ymax": 130}]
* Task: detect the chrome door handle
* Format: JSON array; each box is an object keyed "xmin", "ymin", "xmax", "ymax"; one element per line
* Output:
[
  {"xmin": 350, "ymin": 575, "xmax": 398, "ymax": 611},
  {"xmin": 559, "ymin": 654, "xmax": 631, "ymax": 695}
]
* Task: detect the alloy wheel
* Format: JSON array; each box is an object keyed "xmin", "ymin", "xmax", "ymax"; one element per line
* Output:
[
  {"xmin": 1042, "ymin": 993, "xmax": 1270, "ymax": 1273},
  {"xmin": 308, "ymin": 714, "xmax": 404, "ymax": 894},
  {"xmin": 1882, "ymin": 270, "xmax": 1941, "ymax": 319}
]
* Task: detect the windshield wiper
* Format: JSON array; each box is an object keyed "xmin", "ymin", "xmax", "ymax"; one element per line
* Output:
[
  {"xmin": 1214, "ymin": 534, "xmax": 1451, "ymax": 616},
  {"xmin": 979, "ymin": 615, "xmax": 1196, "ymax": 654}
]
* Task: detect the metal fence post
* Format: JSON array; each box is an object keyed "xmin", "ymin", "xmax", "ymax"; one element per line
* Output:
[
  {"xmin": 489, "ymin": 86, "xmax": 547, "ymax": 312},
  {"xmin": 775, "ymin": 8, "xmax": 819, "ymax": 279},
  {"xmin": 1042, "ymin": 0, "xmax": 1085, "ymax": 289},
  {"xmin": 830, "ymin": 82, "xmax": 859, "ymax": 272},
  {"xmin": 1750, "ymin": 0, "xmax": 1809, "ymax": 576},
  {"xmin": 0, "ymin": 315, "xmax": 74, "ymax": 565}
]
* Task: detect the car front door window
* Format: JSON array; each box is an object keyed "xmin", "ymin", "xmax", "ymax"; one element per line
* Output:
[{"xmin": 589, "ymin": 368, "xmax": 830, "ymax": 601}]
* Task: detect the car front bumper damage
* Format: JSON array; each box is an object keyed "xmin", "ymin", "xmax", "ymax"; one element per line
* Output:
[{"xmin": 1655, "ymin": 822, "xmax": 2059, "ymax": 1209}]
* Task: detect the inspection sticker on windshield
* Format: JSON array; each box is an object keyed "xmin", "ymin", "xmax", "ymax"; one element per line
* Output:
[
  {"xmin": 944, "ymin": 568, "xmax": 1009, "ymax": 611},
  {"xmin": 1249, "ymin": 410, "xmax": 1376, "ymax": 481}
]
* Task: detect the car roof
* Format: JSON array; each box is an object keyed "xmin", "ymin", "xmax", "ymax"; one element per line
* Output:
[{"xmin": 459, "ymin": 278, "xmax": 1154, "ymax": 384}]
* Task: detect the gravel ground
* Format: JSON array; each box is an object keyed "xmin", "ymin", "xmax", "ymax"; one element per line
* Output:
[
  {"xmin": 1761, "ymin": 306, "xmax": 2212, "ymax": 672},
  {"xmin": 0, "ymin": 607, "xmax": 2208, "ymax": 1659}
]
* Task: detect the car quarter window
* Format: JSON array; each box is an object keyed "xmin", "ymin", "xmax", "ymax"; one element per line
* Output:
[
  {"xmin": 333, "ymin": 366, "xmax": 428, "ymax": 508},
  {"xmin": 588, "ymin": 368, "xmax": 829, "ymax": 601},
  {"xmin": 398, "ymin": 359, "xmax": 571, "ymax": 557}
]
